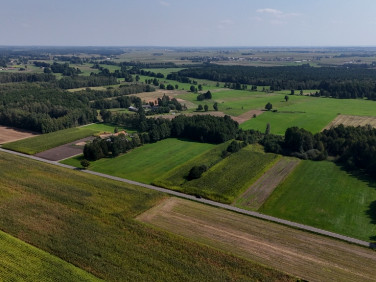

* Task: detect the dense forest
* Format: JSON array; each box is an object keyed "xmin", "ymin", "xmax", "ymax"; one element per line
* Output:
[{"xmin": 173, "ymin": 65, "xmax": 376, "ymax": 100}]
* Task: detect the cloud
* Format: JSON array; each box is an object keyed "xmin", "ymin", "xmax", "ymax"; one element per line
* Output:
[
  {"xmin": 217, "ymin": 19, "xmax": 234, "ymax": 29},
  {"xmin": 256, "ymin": 8, "xmax": 301, "ymax": 24},
  {"xmin": 159, "ymin": 1, "xmax": 170, "ymax": 6}
]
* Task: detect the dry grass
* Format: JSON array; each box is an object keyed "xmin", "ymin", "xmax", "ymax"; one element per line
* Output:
[
  {"xmin": 138, "ymin": 197, "xmax": 376, "ymax": 282},
  {"xmin": 324, "ymin": 114, "xmax": 376, "ymax": 130}
]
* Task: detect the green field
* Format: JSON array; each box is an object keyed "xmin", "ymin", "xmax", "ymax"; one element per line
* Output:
[
  {"xmin": 241, "ymin": 96, "xmax": 376, "ymax": 134},
  {"xmin": 0, "ymin": 151, "xmax": 293, "ymax": 281},
  {"xmin": 62, "ymin": 138, "xmax": 216, "ymax": 184},
  {"xmin": 83, "ymin": 123, "xmax": 137, "ymax": 134},
  {"xmin": 0, "ymin": 230, "xmax": 99, "ymax": 281},
  {"xmin": 156, "ymin": 144, "xmax": 280, "ymax": 203},
  {"xmin": 2, "ymin": 127, "xmax": 97, "ymax": 154},
  {"xmin": 259, "ymin": 160, "xmax": 376, "ymax": 241}
]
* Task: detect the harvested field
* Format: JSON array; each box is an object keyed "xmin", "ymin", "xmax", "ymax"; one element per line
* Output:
[
  {"xmin": 138, "ymin": 197, "xmax": 376, "ymax": 282},
  {"xmin": 324, "ymin": 114, "xmax": 376, "ymax": 130},
  {"xmin": 231, "ymin": 109, "xmax": 264, "ymax": 124},
  {"xmin": 234, "ymin": 158, "xmax": 300, "ymax": 210},
  {"xmin": 0, "ymin": 126, "xmax": 39, "ymax": 144},
  {"xmin": 34, "ymin": 137, "xmax": 93, "ymax": 161}
]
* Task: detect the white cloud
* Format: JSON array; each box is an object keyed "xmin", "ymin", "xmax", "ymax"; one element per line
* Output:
[
  {"xmin": 257, "ymin": 8, "xmax": 283, "ymax": 15},
  {"xmin": 217, "ymin": 19, "xmax": 234, "ymax": 29},
  {"xmin": 159, "ymin": 1, "xmax": 170, "ymax": 7},
  {"xmin": 256, "ymin": 8, "xmax": 301, "ymax": 24}
]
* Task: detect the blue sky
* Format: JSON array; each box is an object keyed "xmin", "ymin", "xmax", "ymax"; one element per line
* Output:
[{"xmin": 1, "ymin": 0, "xmax": 376, "ymax": 46}]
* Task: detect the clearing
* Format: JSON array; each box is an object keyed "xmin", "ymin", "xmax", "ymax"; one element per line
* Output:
[
  {"xmin": 137, "ymin": 197, "xmax": 376, "ymax": 282},
  {"xmin": 260, "ymin": 160, "xmax": 376, "ymax": 241},
  {"xmin": 324, "ymin": 114, "xmax": 376, "ymax": 130},
  {"xmin": 0, "ymin": 125, "xmax": 39, "ymax": 144},
  {"xmin": 234, "ymin": 157, "xmax": 300, "ymax": 210}
]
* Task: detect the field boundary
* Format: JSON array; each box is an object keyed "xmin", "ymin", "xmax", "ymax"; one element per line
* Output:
[{"xmin": 0, "ymin": 147, "xmax": 372, "ymax": 248}]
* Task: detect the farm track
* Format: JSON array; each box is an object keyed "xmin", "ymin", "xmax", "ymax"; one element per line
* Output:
[
  {"xmin": 235, "ymin": 158, "xmax": 300, "ymax": 210},
  {"xmin": 0, "ymin": 147, "xmax": 373, "ymax": 249}
]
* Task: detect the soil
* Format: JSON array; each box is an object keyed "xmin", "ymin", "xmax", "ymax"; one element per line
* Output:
[{"xmin": 0, "ymin": 126, "xmax": 39, "ymax": 144}]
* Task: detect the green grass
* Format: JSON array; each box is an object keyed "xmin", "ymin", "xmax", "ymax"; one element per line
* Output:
[
  {"xmin": 259, "ymin": 160, "xmax": 376, "ymax": 242},
  {"xmin": 83, "ymin": 123, "xmax": 137, "ymax": 134},
  {"xmin": 63, "ymin": 138, "xmax": 216, "ymax": 184},
  {"xmin": 0, "ymin": 152, "xmax": 293, "ymax": 281},
  {"xmin": 2, "ymin": 127, "xmax": 97, "ymax": 154},
  {"xmin": 241, "ymin": 96, "xmax": 376, "ymax": 134},
  {"xmin": 156, "ymin": 144, "xmax": 280, "ymax": 203},
  {"xmin": 0, "ymin": 230, "xmax": 100, "ymax": 281}
]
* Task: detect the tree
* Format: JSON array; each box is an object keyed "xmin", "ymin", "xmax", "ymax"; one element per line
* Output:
[
  {"xmin": 213, "ymin": 102, "xmax": 218, "ymax": 111},
  {"xmin": 135, "ymin": 75, "xmax": 140, "ymax": 82},
  {"xmin": 80, "ymin": 159, "xmax": 90, "ymax": 169},
  {"xmin": 284, "ymin": 95, "xmax": 289, "ymax": 102},
  {"xmin": 265, "ymin": 123, "xmax": 271, "ymax": 135},
  {"xmin": 190, "ymin": 85, "xmax": 196, "ymax": 92},
  {"xmin": 204, "ymin": 104, "xmax": 209, "ymax": 112},
  {"xmin": 187, "ymin": 165, "xmax": 207, "ymax": 180},
  {"xmin": 198, "ymin": 84, "xmax": 202, "ymax": 91},
  {"xmin": 265, "ymin": 102, "xmax": 273, "ymax": 111},
  {"xmin": 290, "ymin": 89, "xmax": 295, "ymax": 95},
  {"xmin": 197, "ymin": 104, "xmax": 203, "ymax": 111}
]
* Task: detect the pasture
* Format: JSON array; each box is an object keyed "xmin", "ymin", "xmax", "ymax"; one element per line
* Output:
[
  {"xmin": 137, "ymin": 197, "xmax": 376, "ymax": 281},
  {"xmin": 156, "ymin": 144, "xmax": 279, "ymax": 203},
  {"xmin": 0, "ymin": 151, "xmax": 291, "ymax": 281},
  {"xmin": 2, "ymin": 127, "xmax": 97, "ymax": 154},
  {"xmin": 259, "ymin": 160, "xmax": 376, "ymax": 242},
  {"xmin": 66, "ymin": 138, "xmax": 216, "ymax": 184},
  {"xmin": 0, "ymin": 230, "xmax": 99, "ymax": 281}
]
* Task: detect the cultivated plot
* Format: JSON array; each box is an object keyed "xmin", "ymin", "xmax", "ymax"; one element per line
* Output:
[
  {"xmin": 324, "ymin": 114, "xmax": 376, "ymax": 130},
  {"xmin": 138, "ymin": 197, "xmax": 376, "ymax": 282},
  {"xmin": 0, "ymin": 125, "xmax": 39, "ymax": 144}
]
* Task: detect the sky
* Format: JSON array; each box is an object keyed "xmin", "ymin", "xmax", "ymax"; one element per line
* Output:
[{"xmin": 1, "ymin": 0, "xmax": 376, "ymax": 47}]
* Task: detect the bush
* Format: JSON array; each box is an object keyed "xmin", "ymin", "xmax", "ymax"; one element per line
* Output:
[{"xmin": 187, "ymin": 165, "xmax": 207, "ymax": 180}]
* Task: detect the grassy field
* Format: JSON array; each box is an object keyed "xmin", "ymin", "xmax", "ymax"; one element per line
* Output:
[
  {"xmin": 156, "ymin": 144, "xmax": 279, "ymax": 203},
  {"xmin": 62, "ymin": 138, "xmax": 216, "ymax": 184},
  {"xmin": 83, "ymin": 123, "xmax": 137, "ymax": 134},
  {"xmin": 259, "ymin": 160, "xmax": 376, "ymax": 242},
  {"xmin": 0, "ymin": 151, "xmax": 294, "ymax": 281},
  {"xmin": 0, "ymin": 230, "xmax": 100, "ymax": 281},
  {"xmin": 138, "ymin": 197, "xmax": 376, "ymax": 281},
  {"xmin": 2, "ymin": 127, "xmax": 97, "ymax": 154}
]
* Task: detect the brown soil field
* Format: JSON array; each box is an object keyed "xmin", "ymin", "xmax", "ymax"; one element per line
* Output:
[
  {"xmin": 34, "ymin": 137, "xmax": 93, "ymax": 161},
  {"xmin": 235, "ymin": 158, "xmax": 300, "ymax": 210},
  {"xmin": 324, "ymin": 114, "xmax": 376, "ymax": 130},
  {"xmin": 232, "ymin": 109, "xmax": 264, "ymax": 124},
  {"xmin": 138, "ymin": 197, "xmax": 376, "ymax": 281},
  {"xmin": 0, "ymin": 126, "xmax": 39, "ymax": 144}
]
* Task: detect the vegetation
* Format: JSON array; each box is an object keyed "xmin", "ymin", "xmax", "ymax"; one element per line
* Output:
[
  {"xmin": 260, "ymin": 160, "xmax": 376, "ymax": 241},
  {"xmin": 0, "ymin": 230, "xmax": 100, "ymax": 281},
  {"xmin": 2, "ymin": 127, "xmax": 96, "ymax": 154},
  {"xmin": 0, "ymin": 152, "xmax": 291, "ymax": 280}
]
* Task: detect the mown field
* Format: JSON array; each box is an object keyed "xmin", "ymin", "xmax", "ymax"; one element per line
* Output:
[
  {"xmin": 259, "ymin": 160, "xmax": 376, "ymax": 242},
  {"xmin": 0, "ymin": 230, "xmax": 99, "ymax": 281},
  {"xmin": 62, "ymin": 138, "xmax": 216, "ymax": 184},
  {"xmin": 2, "ymin": 127, "xmax": 97, "ymax": 154},
  {"xmin": 83, "ymin": 123, "xmax": 137, "ymax": 134},
  {"xmin": 156, "ymin": 144, "xmax": 279, "ymax": 203},
  {"xmin": 138, "ymin": 197, "xmax": 376, "ymax": 281},
  {"xmin": 0, "ymin": 152, "xmax": 294, "ymax": 281}
]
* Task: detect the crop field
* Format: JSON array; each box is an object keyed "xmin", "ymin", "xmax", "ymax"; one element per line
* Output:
[
  {"xmin": 0, "ymin": 152, "xmax": 293, "ymax": 281},
  {"xmin": 324, "ymin": 114, "xmax": 376, "ymax": 129},
  {"xmin": 0, "ymin": 125, "xmax": 39, "ymax": 144},
  {"xmin": 241, "ymin": 96, "xmax": 376, "ymax": 134},
  {"xmin": 259, "ymin": 160, "xmax": 376, "ymax": 241},
  {"xmin": 156, "ymin": 144, "xmax": 279, "ymax": 203},
  {"xmin": 234, "ymin": 157, "xmax": 300, "ymax": 210},
  {"xmin": 83, "ymin": 122, "xmax": 137, "ymax": 134},
  {"xmin": 137, "ymin": 197, "xmax": 376, "ymax": 281},
  {"xmin": 64, "ymin": 138, "xmax": 216, "ymax": 184},
  {"xmin": 0, "ymin": 230, "xmax": 99, "ymax": 281},
  {"xmin": 2, "ymin": 127, "xmax": 97, "ymax": 155}
]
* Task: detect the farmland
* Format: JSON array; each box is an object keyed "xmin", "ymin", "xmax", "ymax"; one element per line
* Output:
[
  {"xmin": 259, "ymin": 160, "xmax": 376, "ymax": 241},
  {"xmin": 2, "ymin": 127, "xmax": 97, "ymax": 154},
  {"xmin": 156, "ymin": 144, "xmax": 280, "ymax": 203},
  {"xmin": 137, "ymin": 197, "xmax": 376, "ymax": 281},
  {"xmin": 0, "ymin": 125, "xmax": 39, "ymax": 144},
  {"xmin": 0, "ymin": 151, "xmax": 294, "ymax": 281},
  {"xmin": 0, "ymin": 230, "xmax": 100, "ymax": 281},
  {"xmin": 324, "ymin": 114, "xmax": 376, "ymax": 129},
  {"xmin": 63, "ymin": 138, "xmax": 216, "ymax": 184}
]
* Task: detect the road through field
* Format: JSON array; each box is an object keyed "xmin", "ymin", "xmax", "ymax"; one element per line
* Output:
[{"xmin": 0, "ymin": 147, "xmax": 372, "ymax": 249}]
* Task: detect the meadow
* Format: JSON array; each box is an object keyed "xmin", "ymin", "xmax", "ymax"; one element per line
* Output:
[
  {"xmin": 0, "ymin": 151, "xmax": 292, "ymax": 281},
  {"xmin": 0, "ymin": 230, "xmax": 99, "ymax": 281},
  {"xmin": 2, "ymin": 127, "xmax": 97, "ymax": 154},
  {"xmin": 62, "ymin": 138, "xmax": 216, "ymax": 184},
  {"xmin": 156, "ymin": 144, "xmax": 279, "ymax": 203},
  {"xmin": 259, "ymin": 160, "xmax": 376, "ymax": 241}
]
